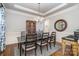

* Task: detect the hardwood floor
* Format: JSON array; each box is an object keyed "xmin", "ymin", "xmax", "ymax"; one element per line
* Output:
[
  {"xmin": 0, "ymin": 44, "xmax": 17, "ymax": 56},
  {"xmin": 0, "ymin": 43, "xmax": 79, "ymax": 56}
]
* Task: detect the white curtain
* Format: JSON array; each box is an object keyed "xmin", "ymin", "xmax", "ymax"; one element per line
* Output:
[{"xmin": 0, "ymin": 6, "xmax": 6, "ymax": 52}]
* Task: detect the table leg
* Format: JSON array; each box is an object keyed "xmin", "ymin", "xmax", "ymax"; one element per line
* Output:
[{"xmin": 20, "ymin": 43, "xmax": 21, "ymax": 56}]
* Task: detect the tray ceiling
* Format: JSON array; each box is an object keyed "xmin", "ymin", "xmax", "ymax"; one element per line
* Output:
[{"xmin": 4, "ymin": 3, "xmax": 77, "ymax": 16}]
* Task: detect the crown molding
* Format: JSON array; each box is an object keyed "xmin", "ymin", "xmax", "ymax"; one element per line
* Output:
[
  {"xmin": 5, "ymin": 8, "xmax": 39, "ymax": 17},
  {"xmin": 43, "ymin": 3, "xmax": 67, "ymax": 16},
  {"xmin": 46, "ymin": 4, "xmax": 79, "ymax": 18},
  {"xmin": 14, "ymin": 4, "xmax": 44, "ymax": 16}
]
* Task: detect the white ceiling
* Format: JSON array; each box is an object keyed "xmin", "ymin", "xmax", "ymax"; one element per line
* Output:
[
  {"xmin": 3, "ymin": 3, "xmax": 77, "ymax": 16},
  {"xmin": 17, "ymin": 3, "xmax": 61, "ymax": 13}
]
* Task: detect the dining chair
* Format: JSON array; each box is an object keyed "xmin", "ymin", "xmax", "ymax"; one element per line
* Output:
[
  {"xmin": 37, "ymin": 32, "xmax": 49, "ymax": 54},
  {"xmin": 21, "ymin": 33, "xmax": 37, "ymax": 56},
  {"xmin": 48, "ymin": 32, "xmax": 56, "ymax": 49}
]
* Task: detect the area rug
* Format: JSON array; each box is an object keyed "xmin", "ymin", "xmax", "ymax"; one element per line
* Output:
[{"xmin": 14, "ymin": 43, "xmax": 61, "ymax": 56}]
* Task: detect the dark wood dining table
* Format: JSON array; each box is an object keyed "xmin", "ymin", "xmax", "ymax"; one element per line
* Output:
[{"xmin": 17, "ymin": 35, "xmax": 53, "ymax": 56}]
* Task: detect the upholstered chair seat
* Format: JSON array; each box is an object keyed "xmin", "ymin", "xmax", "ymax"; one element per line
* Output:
[{"xmin": 22, "ymin": 44, "xmax": 36, "ymax": 51}]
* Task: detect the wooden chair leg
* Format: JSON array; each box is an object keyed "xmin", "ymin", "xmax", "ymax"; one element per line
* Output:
[
  {"xmin": 54, "ymin": 42, "xmax": 55, "ymax": 47},
  {"xmin": 20, "ymin": 44, "xmax": 21, "ymax": 56},
  {"xmin": 20, "ymin": 49, "xmax": 21, "ymax": 56},
  {"xmin": 18, "ymin": 43, "xmax": 20, "ymax": 48},
  {"xmin": 49, "ymin": 42, "xmax": 52, "ymax": 49},
  {"xmin": 46, "ymin": 44, "xmax": 48, "ymax": 51},
  {"xmin": 35, "ymin": 44, "xmax": 37, "ymax": 56},
  {"xmin": 40, "ymin": 46, "xmax": 42, "ymax": 54},
  {"xmin": 35, "ymin": 48, "xmax": 37, "ymax": 56},
  {"xmin": 54, "ymin": 40, "xmax": 56, "ymax": 47},
  {"xmin": 25, "ymin": 50, "xmax": 26, "ymax": 56}
]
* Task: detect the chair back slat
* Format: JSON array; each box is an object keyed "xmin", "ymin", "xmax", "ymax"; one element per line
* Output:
[
  {"xmin": 51, "ymin": 32, "xmax": 56, "ymax": 40},
  {"xmin": 40, "ymin": 32, "xmax": 49, "ymax": 44},
  {"xmin": 42, "ymin": 32, "xmax": 49, "ymax": 39},
  {"xmin": 26, "ymin": 33, "xmax": 37, "ymax": 42}
]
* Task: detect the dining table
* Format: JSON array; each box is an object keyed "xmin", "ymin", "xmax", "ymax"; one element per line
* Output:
[{"xmin": 17, "ymin": 34, "xmax": 53, "ymax": 56}]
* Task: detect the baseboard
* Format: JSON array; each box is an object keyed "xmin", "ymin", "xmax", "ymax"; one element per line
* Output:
[{"xmin": 6, "ymin": 43, "xmax": 18, "ymax": 47}]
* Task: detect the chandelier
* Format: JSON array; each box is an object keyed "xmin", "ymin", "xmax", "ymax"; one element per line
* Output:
[{"xmin": 35, "ymin": 3, "xmax": 45, "ymax": 22}]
